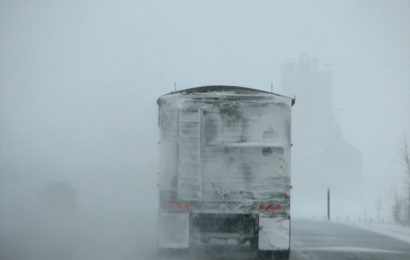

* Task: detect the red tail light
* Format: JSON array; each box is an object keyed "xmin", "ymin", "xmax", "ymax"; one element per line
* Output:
[
  {"xmin": 266, "ymin": 203, "xmax": 273, "ymax": 213},
  {"xmin": 166, "ymin": 202, "xmax": 180, "ymax": 209},
  {"xmin": 274, "ymin": 203, "xmax": 282, "ymax": 213},
  {"xmin": 259, "ymin": 202, "xmax": 282, "ymax": 214},
  {"xmin": 165, "ymin": 202, "xmax": 191, "ymax": 210}
]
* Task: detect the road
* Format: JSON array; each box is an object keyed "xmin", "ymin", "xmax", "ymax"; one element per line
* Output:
[
  {"xmin": 154, "ymin": 220, "xmax": 410, "ymax": 260},
  {"xmin": 4, "ymin": 214, "xmax": 409, "ymax": 260},
  {"xmin": 290, "ymin": 220, "xmax": 410, "ymax": 260}
]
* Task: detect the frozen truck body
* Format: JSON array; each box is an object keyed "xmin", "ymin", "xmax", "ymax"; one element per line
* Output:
[{"xmin": 157, "ymin": 86, "xmax": 294, "ymax": 259}]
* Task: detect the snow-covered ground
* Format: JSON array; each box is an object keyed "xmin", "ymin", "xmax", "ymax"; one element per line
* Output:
[
  {"xmin": 295, "ymin": 217, "xmax": 410, "ymax": 245},
  {"xmin": 342, "ymin": 221, "xmax": 410, "ymax": 245}
]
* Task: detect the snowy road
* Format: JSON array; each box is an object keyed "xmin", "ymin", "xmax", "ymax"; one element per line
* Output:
[
  {"xmin": 153, "ymin": 220, "xmax": 410, "ymax": 260},
  {"xmin": 289, "ymin": 220, "xmax": 410, "ymax": 260}
]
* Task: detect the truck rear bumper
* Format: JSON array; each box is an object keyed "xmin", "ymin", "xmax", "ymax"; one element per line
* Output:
[{"xmin": 157, "ymin": 211, "xmax": 290, "ymax": 250}]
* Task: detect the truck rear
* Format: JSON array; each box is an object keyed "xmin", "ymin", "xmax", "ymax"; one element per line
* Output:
[{"xmin": 157, "ymin": 86, "xmax": 294, "ymax": 259}]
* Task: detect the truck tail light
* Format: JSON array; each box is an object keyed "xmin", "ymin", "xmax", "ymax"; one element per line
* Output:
[
  {"xmin": 165, "ymin": 202, "xmax": 191, "ymax": 210},
  {"xmin": 259, "ymin": 202, "xmax": 282, "ymax": 214},
  {"xmin": 274, "ymin": 203, "xmax": 282, "ymax": 213},
  {"xmin": 266, "ymin": 203, "xmax": 273, "ymax": 213},
  {"xmin": 166, "ymin": 202, "xmax": 180, "ymax": 209}
]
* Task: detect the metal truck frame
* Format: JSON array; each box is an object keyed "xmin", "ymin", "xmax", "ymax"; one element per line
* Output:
[{"xmin": 156, "ymin": 86, "xmax": 294, "ymax": 259}]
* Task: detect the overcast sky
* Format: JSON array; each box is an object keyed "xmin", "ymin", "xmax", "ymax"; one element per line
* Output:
[{"xmin": 1, "ymin": 0, "xmax": 410, "ymax": 224}]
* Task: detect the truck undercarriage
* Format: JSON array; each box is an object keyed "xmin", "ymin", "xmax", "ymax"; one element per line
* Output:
[{"xmin": 158, "ymin": 203, "xmax": 291, "ymax": 259}]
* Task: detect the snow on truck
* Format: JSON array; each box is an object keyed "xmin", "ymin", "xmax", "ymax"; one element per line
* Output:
[{"xmin": 157, "ymin": 85, "xmax": 294, "ymax": 259}]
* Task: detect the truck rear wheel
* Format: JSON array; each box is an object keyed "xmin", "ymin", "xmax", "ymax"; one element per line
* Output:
[
  {"xmin": 157, "ymin": 248, "xmax": 190, "ymax": 259},
  {"xmin": 273, "ymin": 249, "xmax": 290, "ymax": 260},
  {"xmin": 257, "ymin": 250, "xmax": 290, "ymax": 260},
  {"xmin": 257, "ymin": 250, "xmax": 272, "ymax": 260}
]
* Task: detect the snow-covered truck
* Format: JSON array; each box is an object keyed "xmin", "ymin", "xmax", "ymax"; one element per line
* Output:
[{"xmin": 157, "ymin": 86, "xmax": 294, "ymax": 259}]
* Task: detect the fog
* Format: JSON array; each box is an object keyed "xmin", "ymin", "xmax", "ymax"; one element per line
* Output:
[{"xmin": 1, "ymin": 0, "xmax": 409, "ymax": 259}]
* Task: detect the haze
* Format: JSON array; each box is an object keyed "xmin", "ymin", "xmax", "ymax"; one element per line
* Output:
[{"xmin": 1, "ymin": 0, "xmax": 409, "ymax": 259}]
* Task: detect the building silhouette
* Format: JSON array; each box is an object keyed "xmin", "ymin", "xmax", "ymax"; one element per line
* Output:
[{"xmin": 281, "ymin": 55, "xmax": 363, "ymax": 219}]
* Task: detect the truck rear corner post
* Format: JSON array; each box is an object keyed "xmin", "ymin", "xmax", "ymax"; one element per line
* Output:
[{"xmin": 156, "ymin": 86, "xmax": 294, "ymax": 259}]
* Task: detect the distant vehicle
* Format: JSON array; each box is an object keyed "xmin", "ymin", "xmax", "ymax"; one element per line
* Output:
[{"xmin": 156, "ymin": 86, "xmax": 295, "ymax": 259}]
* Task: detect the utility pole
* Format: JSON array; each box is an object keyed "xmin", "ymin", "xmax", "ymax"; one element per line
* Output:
[
  {"xmin": 327, "ymin": 188, "xmax": 330, "ymax": 221},
  {"xmin": 377, "ymin": 198, "xmax": 382, "ymax": 222}
]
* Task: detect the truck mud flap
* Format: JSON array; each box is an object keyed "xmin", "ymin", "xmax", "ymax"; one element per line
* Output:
[
  {"xmin": 258, "ymin": 217, "xmax": 290, "ymax": 250},
  {"xmin": 158, "ymin": 212, "xmax": 190, "ymax": 248}
]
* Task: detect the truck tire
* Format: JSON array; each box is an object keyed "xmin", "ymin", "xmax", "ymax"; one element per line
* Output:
[
  {"xmin": 257, "ymin": 249, "xmax": 290, "ymax": 260},
  {"xmin": 257, "ymin": 250, "xmax": 273, "ymax": 260},
  {"xmin": 157, "ymin": 248, "xmax": 190, "ymax": 259},
  {"xmin": 273, "ymin": 249, "xmax": 290, "ymax": 260},
  {"xmin": 250, "ymin": 238, "xmax": 258, "ymax": 250}
]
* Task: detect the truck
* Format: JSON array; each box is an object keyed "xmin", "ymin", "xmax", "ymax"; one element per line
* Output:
[{"xmin": 156, "ymin": 85, "xmax": 294, "ymax": 259}]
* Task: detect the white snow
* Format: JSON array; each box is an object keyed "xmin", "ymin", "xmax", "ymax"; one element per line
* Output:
[
  {"xmin": 298, "ymin": 246, "xmax": 403, "ymax": 254},
  {"xmin": 343, "ymin": 221, "xmax": 410, "ymax": 244},
  {"xmin": 158, "ymin": 89, "xmax": 293, "ymax": 203}
]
